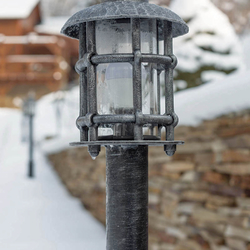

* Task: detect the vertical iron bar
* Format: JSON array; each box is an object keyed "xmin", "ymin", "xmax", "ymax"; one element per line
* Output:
[
  {"xmin": 132, "ymin": 18, "xmax": 143, "ymax": 140},
  {"xmin": 157, "ymin": 20, "xmax": 162, "ymax": 138},
  {"xmin": 164, "ymin": 21, "xmax": 176, "ymax": 155},
  {"xmin": 86, "ymin": 21, "xmax": 100, "ymax": 157},
  {"xmin": 156, "ymin": 20, "xmax": 161, "ymax": 115},
  {"xmin": 149, "ymin": 20, "xmax": 154, "ymax": 115},
  {"xmin": 149, "ymin": 20, "xmax": 154, "ymax": 136},
  {"xmin": 106, "ymin": 145, "xmax": 148, "ymax": 250},
  {"xmin": 79, "ymin": 23, "xmax": 88, "ymax": 141},
  {"xmin": 164, "ymin": 21, "xmax": 174, "ymax": 141}
]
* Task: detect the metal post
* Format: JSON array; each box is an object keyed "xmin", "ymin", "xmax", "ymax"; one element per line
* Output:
[
  {"xmin": 28, "ymin": 112, "xmax": 34, "ymax": 178},
  {"xmin": 106, "ymin": 145, "xmax": 148, "ymax": 250},
  {"xmin": 61, "ymin": 1, "xmax": 188, "ymax": 249}
]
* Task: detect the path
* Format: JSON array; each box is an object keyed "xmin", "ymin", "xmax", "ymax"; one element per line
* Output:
[{"xmin": 0, "ymin": 109, "xmax": 106, "ymax": 250}]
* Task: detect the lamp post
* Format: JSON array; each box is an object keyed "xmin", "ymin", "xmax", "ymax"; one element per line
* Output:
[
  {"xmin": 23, "ymin": 93, "xmax": 35, "ymax": 178},
  {"xmin": 61, "ymin": 0, "xmax": 188, "ymax": 249},
  {"xmin": 53, "ymin": 91, "xmax": 65, "ymax": 137}
]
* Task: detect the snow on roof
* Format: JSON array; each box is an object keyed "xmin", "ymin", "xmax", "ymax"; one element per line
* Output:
[
  {"xmin": 161, "ymin": 70, "xmax": 250, "ymax": 127},
  {"xmin": 0, "ymin": 0, "xmax": 40, "ymax": 19},
  {"xmin": 35, "ymin": 17, "xmax": 70, "ymax": 35}
]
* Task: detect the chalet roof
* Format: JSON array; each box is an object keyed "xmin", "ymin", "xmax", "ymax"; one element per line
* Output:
[{"xmin": 0, "ymin": 0, "xmax": 40, "ymax": 19}]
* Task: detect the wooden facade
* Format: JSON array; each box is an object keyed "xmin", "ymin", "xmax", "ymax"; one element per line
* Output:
[
  {"xmin": 0, "ymin": 4, "xmax": 41, "ymax": 36},
  {"xmin": 0, "ymin": 1, "xmax": 76, "ymax": 107},
  {"xmin": 0, "ymin": 34, "xmax": 70, "ymax": 106}
]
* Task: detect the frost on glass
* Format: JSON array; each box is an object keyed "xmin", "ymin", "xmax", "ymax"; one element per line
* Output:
[{"xmin": 96, "ymin": 19, "xmax": 159, "ymax": 137}]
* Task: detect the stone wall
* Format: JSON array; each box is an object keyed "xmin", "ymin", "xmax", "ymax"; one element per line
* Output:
[{"xmin": 48, "ymin": 110, "xmax": 250, "ymax": 250}]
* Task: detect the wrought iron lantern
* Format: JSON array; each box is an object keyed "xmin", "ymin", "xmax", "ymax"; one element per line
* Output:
[
  {"xmin": 23, "ymin": 93, "xmax": 35, "ymax": 117},
  {"xmin": 22, "ymin": 92, "xmax": 36, "ymax": 178},
  {"xmin": 62, "ymin": 1, "xmax": 188, "ymax": 249},
  {"xmin": 61, "ymin": 0, "xmax": 189, "ymax": 159}
]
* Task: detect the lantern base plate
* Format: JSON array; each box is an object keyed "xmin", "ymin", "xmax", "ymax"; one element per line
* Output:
[{"xmin": 70, "ymin": 140, "xmax": 184, "ymax": 147}]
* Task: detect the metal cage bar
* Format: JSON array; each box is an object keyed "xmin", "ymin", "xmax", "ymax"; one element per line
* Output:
[
  {"xmin": 79, "ymin": 23, "xmax": 88, "ymax": 141},
  {"xmin": 74, "ymin": 18, "xmax": 180, "ymax": 149},
  {"xmin": 164, "ymin": 21, "xmax": 174, "ymax": 141},
  {"xmin": 86, "ymin": 21, "xmax": 100, "ymax": 157},
  {"xmin": 164, "ymin": 20, "xmax": 178, "ymax": 155},
  {"xmin": 157, "ymin": 20, "xmax": 162, "ymax": 138},
  {"xmin": 76, "ymin": 54, "xmax": 172, "ymax": 72},
  {"xmin": 86, "ymin": 21, "xmax": 98, "ymax": 141},
  {"xmin": 76, "ymin": 114, "xmax": 173, "ymax": 127},
  {"xmin": 132, "ymin": 18, "xmax": 143, "ymax": 140},
  {"xmin": 148, "ymin": 19, "xmax": 155, "ymax": 136}
]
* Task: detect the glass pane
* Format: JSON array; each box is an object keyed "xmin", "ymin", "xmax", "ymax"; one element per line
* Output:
[
  {"xmin": 96, "ymin": 19, "xmax": 132, "ymax": 54},
  {"xmin": 96, "ymin": 19, "xmax": 159, "ymax": 137},
  {"xmin": 141, "ymin": 19, "xmax": 157, "ymax": 54},
  {"xmin": 97, "ymin": 62, "xmax": 133, "ymax": 115}
]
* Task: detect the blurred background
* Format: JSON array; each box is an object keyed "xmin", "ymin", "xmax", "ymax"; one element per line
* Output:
[{"xmin": 0, "ymin": 0, "xmax": 250, "ymax": 249}]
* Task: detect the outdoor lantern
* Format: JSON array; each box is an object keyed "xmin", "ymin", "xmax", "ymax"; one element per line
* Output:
[
  {"xmin": 61, "ymin": 1, "xmax": 188, "ymax": 249},
  {"xmin": 23, "ymin": 93, "xmax": 35, "ymax": 117},
  {"xmin": 61, "ymin": 0, "xmax": 189, "ymax": 159},
  {"xmin": 22, "ymin": 92, "xmax": 36, "ymax": 178}
]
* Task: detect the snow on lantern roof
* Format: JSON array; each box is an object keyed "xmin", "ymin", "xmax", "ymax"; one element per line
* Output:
[
  {"xmin": 0, "ymin": 0, "xmax": 40, "ymax": 19},
  {"xmin": 61, "ymin": 1, "xmax": 189, "ymax": 39}
]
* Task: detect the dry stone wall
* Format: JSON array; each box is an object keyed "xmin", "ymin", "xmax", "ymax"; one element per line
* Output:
[{"xmin": 48, "ymin": 109, "xmax": 250, "ymax": 250}]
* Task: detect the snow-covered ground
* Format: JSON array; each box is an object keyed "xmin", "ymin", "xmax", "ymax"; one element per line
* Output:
[
  {"xmin": 173, "ymin": 70, "xmax": 250, "ymax": 126},
  {"xmin": 0, "ymin": 109, "xmax": 105, "ymax": 250},
  {"xmin": 1, "ymin": 62, "xmax": 249, "ymax": 250}
]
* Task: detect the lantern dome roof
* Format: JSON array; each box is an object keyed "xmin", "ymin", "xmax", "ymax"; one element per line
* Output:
[{"xmin": 61, "ymin": 1, "xmax": 188, "ymax": 39}]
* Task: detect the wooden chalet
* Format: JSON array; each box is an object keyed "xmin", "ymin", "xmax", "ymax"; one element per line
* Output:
[{"xmin": 0, "ymin": 0, "xmax": 77, "ymax": 107}]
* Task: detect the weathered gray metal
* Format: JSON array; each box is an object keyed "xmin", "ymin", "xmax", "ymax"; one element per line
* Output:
[
  {"xmin": 70, "ymin": 140, "xmax": 184, "ymax": 146},
  {"xmin": 106, "ymin": 145, "xmax": 148, "ymax": 249},
  {"xmin": 72, "ymin": 19, "xmax": 181, "ymax": 157},
  {"xmin": 76, "ymin": 113, "xmax": 173, "ymax": 128},
  {"xmin": 61, "ymin": 1, "xmax": 188, "ymax": 39},
  {"xmin": 78, "ymin": 23, "xmax": 88, "ymax": 142},
  {"xmin": 60, "ymin": 1, "xmax": 189, "ymax": 249},
  {"xmin": 76, "ymin": 53, "xmax": 176, "ymax": 75},
  {"xmin": 61, "ymin": 0, "xmax": 188, "ymax": 158}
]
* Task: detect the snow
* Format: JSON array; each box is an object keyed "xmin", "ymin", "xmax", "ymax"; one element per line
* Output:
[
  {"xmin": 201, "ymin": 70, "xmax": 227, "ymax": 83},
  {"xmin": 35, "ymin": 88, "xmax": 79, "ymax": 142},
  {"xmin": 175, "ymin": 80, "xmax": 187, "ymax": 90},
  {"xmin": 0, "ymin": 108, "xmax": 105, "ymax": 249},
  {"xmin": 162, "ymin": 70, "xmax": 250, "ymax": 126},
  {"xmin": 35, "ymin": 17, "xmax": 70, "ymax": 35},
  {"xmin": 0, "ymin": 0, "xmax": 40, "ymax": 19},
  {"xmin": 240, "ymin": 32, "xmax": 250, "ymax": 70},
  {"xmin": 40, "ymin": 0, "xmax": 89, "ymax": 18},
  {"xmin": 1, "ymin": 58, "xmax": 250, "ymax": 250},
  {"xmin": 170, "ymin": 0, "xmax": 244, "ymax": 79}
]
